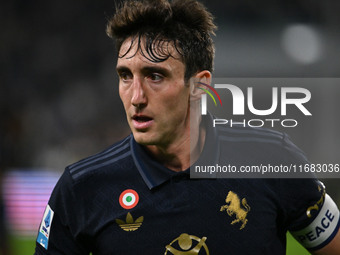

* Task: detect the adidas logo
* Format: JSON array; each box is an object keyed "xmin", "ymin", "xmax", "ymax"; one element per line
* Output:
[{"xmin": 115, "ymin": 212, "xmax": 144, "ymax": 231}]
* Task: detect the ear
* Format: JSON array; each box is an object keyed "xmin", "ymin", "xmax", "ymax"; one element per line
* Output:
[{"xmin": 189, "ymin": 70, "xmax": 212, "ymax": 101}]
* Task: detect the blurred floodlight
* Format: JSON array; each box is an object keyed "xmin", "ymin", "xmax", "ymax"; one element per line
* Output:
[{"xmin": 281, "ymin": 24, "xmax": 323, "ymax": 65}]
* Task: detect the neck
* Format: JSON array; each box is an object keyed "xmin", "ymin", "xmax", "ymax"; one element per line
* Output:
[{"xmin": 145, "ymin": 106, "xmax": 205, "ymax": 172}]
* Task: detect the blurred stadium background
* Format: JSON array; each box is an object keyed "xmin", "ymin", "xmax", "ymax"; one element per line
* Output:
[{"xmin": 1, "ymin": 0, "xmax": 340, "ymax": 254}]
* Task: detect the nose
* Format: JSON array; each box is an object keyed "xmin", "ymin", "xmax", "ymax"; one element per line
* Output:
[{"xmin": 131, "ymin": 77, "xmax": 147, "ymax": 108}]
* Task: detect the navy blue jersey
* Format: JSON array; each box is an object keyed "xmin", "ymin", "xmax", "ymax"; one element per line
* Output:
[{"xmin": 34, "ymin": 114, "xmax": 339, "ymax": 254}]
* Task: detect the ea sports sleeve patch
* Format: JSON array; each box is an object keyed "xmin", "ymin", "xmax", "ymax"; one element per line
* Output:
[
  {"xmin": 36, "ymin": 204, "xmax": 54, "ymax": 249},
  {"xmin": 290, "ymin": 194, "xmax": 340, "ymax": 251}
]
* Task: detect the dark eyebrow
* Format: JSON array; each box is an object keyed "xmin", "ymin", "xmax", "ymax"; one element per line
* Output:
[
  {"xmin": 141, "ymin": 66, "xmax": 171, "ymax": 77},
  {"xmin": 116, "ymin": 66, "xmax": 130, "ymax": 74},
  {"xmin": 116, "ymin": 65, "xmax": 171, "ymax": 78}
]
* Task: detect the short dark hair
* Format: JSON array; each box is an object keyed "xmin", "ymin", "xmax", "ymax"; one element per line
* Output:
[{"xmin": 106, "ymin": 0, "xmax": 217, "ymax": 81}]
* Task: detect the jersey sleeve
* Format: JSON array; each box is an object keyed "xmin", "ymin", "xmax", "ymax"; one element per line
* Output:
[
  {"xmin": 278, "ymin": 134, "xmax": 340, "ymax": 251},
  {"xmin": 34, "ymin": 169, "xmax": 90, "ymax": 255},
  {"xmin": 281, "ymin": 178, "xmax": 340, "ymax": 251}
]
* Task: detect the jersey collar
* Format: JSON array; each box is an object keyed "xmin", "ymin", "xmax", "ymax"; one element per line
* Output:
[{"xmin": 131, "ymin": 113, "xmax": 219, "ymax": 190}]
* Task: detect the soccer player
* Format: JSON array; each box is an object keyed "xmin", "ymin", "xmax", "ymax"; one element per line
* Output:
[{"xmin": 34, "ymin": 0, "xmax": 340, "ymax": 254}]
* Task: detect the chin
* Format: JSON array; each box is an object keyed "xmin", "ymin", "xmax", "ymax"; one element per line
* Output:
[{"xmin": 132, "ymin": 132, "xmax": 157, "ymax": 145}]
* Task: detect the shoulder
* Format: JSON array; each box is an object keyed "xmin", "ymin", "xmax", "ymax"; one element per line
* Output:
[
  {"xmin": 47, "ymin": 135, "xmax": 135, "ymax": 220},
  {"xmin": 66, "ymin": 135, "xmax": 133, "ymax": 182},
  {"xmin": 216, "ymin": 124, "xmax": 308, "ymax": 164}
]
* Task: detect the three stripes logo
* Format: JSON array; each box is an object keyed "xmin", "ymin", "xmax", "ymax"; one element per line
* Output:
[
  {"xmin": 116, "ymin": 212, "xmax": 144, "ymax": 231},
  {"xmin": 197, "ymin": 82, "xmax": 222, "ymax": 107}
]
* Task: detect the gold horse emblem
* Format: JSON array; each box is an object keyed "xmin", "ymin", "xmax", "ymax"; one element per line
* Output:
[{"xmin": 220, "ymin": 191, "xmax": 250, "ymax": 230}]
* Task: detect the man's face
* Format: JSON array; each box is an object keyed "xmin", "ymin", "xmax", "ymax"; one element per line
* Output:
[{"xmin": 117, "ymin": 39, "xmax": 191, "ymax": 147}]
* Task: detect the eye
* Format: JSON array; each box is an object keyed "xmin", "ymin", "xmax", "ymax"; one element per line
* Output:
[
  {"xmin": 148, "ymin": 73, "xmax": 164, "ymax": 82},
  {"xmin": 119, "ymin": 71, "xmax": 132, "ymax": 82}
]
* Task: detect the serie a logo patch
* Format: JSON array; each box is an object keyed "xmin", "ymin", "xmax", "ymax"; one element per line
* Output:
[{"xmin": 37, "ymin": 205, "xmax": 54, "ymax": 249}]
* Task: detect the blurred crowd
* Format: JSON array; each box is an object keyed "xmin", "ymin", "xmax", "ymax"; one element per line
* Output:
[
  {"xmin": 1, "ymin": 0, "xmax": 340, "ymax": 170},
  {"xmin": 1, "ymin": 0, "xmax": 131, "ymax": 171}
]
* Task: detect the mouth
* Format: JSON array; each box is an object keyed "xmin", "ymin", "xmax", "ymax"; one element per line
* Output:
[{"xmin": 131, "ymin": 114, "xmax": 154, "ymax": 130}]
